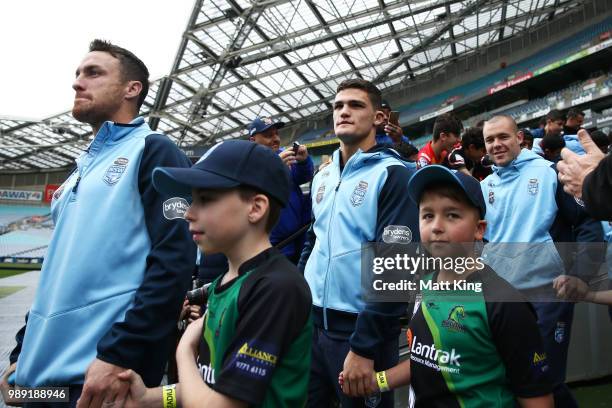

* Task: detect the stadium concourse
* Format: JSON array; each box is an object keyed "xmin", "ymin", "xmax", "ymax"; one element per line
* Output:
[{"xmin": 1, "ymin": 0, "xmax": 612, "ymax": 407}]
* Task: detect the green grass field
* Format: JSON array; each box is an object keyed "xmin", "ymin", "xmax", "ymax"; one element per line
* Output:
[
  {"xmin": 0, "ymin": 268, "xmax": 31, "ymax": 279},
  {"xmin": 0, "ymin": 285, "xmax": 25, "ymax": 299}
]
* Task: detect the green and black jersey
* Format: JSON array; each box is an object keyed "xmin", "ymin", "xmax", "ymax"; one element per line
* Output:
[
  {"xmin": 407, "ymin": 266, "xmax": 551, "ymax": 408},
  {"xmin": 196, "ymin": 247, "xmax": 312, "ymax": 407}
]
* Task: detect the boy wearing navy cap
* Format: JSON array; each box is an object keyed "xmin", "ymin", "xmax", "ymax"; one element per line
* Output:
[
  {"xmin": 118, "ymin": 140, "xmax": 312, "ymax": 408},
  {"xmin": 341, "ymin": 165, "xmax": 553, "ymax": 407}
]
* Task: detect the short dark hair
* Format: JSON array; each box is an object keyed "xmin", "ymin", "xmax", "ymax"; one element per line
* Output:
[
  {"xmin": 420, "ymin": 182, "xmax": 481, "ymax": 221},
  {"xmin": 336, "ymin": 79, "xmax": 382, "ymax": 110},
  {"xmin": 89, "ymin": 39, "xmax": 150, "ymax": 109},
  {"xmin": 520, "ymin": 128, "xmax": 534, "ymax": 141},
  {"xmin": 393, "ymin": 141, "xmax": 419, "ymax": 161},
  {"xmin": 590, "ymin": 130, "xmax": 609, "ymax": 153},
  {"xmin": 546, "ymin": 109, "xmax": 565, "ymax": 123},
  {"xmin": 567, "ymin": 108, "xmax": 585, "ymax": 119},
  {"xmin": 237, "ymin": 186, "xmax": 282, "ymax": 233},
  {"xmin": 541, "ymin": 134, "xmax": 565, "ymax": 151},
  {"xmin": 432, "ymin": 113, "xmax": 463, "ymax": 141},
  {"xmin": 460, "ymin": 127, "xmax": 484, "ymax": 150}
]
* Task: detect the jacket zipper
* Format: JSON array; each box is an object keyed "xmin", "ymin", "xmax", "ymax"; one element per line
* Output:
[{"xmin": 322, "ymin": 151, "xmax": 359, "ymax": 330}]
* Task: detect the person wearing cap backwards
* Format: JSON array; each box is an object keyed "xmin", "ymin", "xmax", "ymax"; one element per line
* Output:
[
  {"xmin": 248, "ymin": 117, "xmax": 314, "ymax": 264},
  {"xmin": 480, "ymin": 115, "xmax": 603, "ymax": 408},
  {"xmin": 340, "ymin": 165, "xmax": 553, "ymax": 407},
  {"xmin": 375, "ymin": 100, "xmax": 410, "ymax": 145},
  {"xmin": 299, "ymin": 78, "xmax": 419, "ymax": 408},
  {"xmin": 117, "ymin": 140, "xmax": 312, "ymax": 407}
]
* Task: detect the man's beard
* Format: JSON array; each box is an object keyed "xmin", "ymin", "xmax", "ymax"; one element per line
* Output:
[{"xmin": 72, "ymin": 100, "xmax": 116, "ymax": 128}]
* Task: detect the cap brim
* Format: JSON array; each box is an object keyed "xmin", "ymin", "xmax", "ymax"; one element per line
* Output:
[
  {"xmin": 408, "ymin": 165, "xmax": 465, "ymax": 206},
  {"xmin": 153, "ymin": 167, "xmax": 241, "ymax": 198}
]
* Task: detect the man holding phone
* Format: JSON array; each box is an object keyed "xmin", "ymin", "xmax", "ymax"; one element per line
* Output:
[
  {"xmin": 248, "ymin": 117, "xmax": 314, "ymax": 263},
  {"xmin": 375, "ymin": 100, "xmax": 410, "ymax": 145}
]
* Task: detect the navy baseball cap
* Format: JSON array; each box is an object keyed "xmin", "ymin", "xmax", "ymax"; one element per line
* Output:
[
  {"xmin": 381, "ymin": 100, "xmax": 391, "ymax": 109},
  {"xmin": 247, "ymin": 117, "xmax": 285, "ymax": 137},
  {"xmin": 408, "ymin": 165, "xmax": 486, "ymax": 218},
  {"xmin": 152, "ymin": 140, "xmax": 290, "ymax": 207}
]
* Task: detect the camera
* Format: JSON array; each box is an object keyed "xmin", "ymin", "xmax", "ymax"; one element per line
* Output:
[
  {"xmin": 292, "ymin": 141, "xmax": 300, "ymax": 154},
  {"xmin": 186, "ymin": 282, "xmax": 212, "ymax": 305}
]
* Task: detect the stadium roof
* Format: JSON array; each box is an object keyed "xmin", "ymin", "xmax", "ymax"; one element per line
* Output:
[{"xmin": 0, "ymin": 0, "xmax": 587, "ymax": 171}]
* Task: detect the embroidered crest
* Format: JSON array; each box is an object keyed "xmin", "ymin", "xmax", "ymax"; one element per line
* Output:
[
  {"xmin": 350, "ymin": 181, "xmax": 368, "ymax": 207},
  {"xmin": 528, "ymin": 178, "xmax": 539, "ymax": 195},
  {"xmin": 488, "ymin": 190, "xmax": 495, "ymax": 204},
  {"xmin": 316, "ymin": 184, "xmax": 326, "ymax": 204},
  {"xmin": 103, "ymin": 157, "xmax": 129, "ymax": 185},
  {"xmin": 554, "ymin": 322, "xmax": 566, "ymax": 344}
]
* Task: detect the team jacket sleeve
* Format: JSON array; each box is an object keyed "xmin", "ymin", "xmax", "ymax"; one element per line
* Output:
[
  {"xmin": 96, "ymin": 134, "xmax": 196, "ymax": 386},
  {"xmin": 291, "ymin": 156, "xmax": 314, "ymax": 187},
  {"xmin": 9, "ymin": 312, "xmax": 28, "ymax": 365},
  {"xmin": 553, "ymin": 166, "xmax": 605, "ymax": 279},
  {"xmin": 485, "ymin": 283, "xmax": 552, "ymax": 397},
  {"xmin": 582, "ymin": 154, "xmax": 612, "ymax": 221},
  {"xmin": 213, "ymin": 272, "xmax": 312, "ymax": 404},
  {"xmin": 350, "ymin": 165, "xmax": 419, "ymax": 359}
]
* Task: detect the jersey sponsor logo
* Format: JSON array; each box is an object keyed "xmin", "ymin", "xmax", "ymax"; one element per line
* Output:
[
  {"xmin": 236, "ymin": 342, "xmax": 278, "ymax": 364},
  {"xmin": 103, "ymin": 157, "xmax": 129, "ymax": 185},
  {"xmin": 230, "ymin": 341, "xmax": 278, "ymax": 381},
  {"xmin": 350, "ymin": 181, "xmax": 368, "ymax": 207},
  {"xmin": 316, "ymin": 184, "xmax": 326, "ymax": 204},
  {"xmin": 163, "ymin": 197, "xmax": 189, "ymax": 220},
  {"xmin": 409, "ymin": 334, "xmax": 462, "ymax": 371},
  {"xmin": 488, "ymin": 190, "xmax": 495, "ymax": 204},
  {"xmin": 198, "ymin": 362, "xmax": 216, "ymax": 385},
  {"xmin": 528, "ymin": 178, "xmax": 539, "ymax": 195},
  {"xmin": 533, "ymin": 351, "xmax": 547, "ymax": 364},
  {"xmin": 382, "ymin": 225, "xmax": 412, "ymax": 244},
  {"xmin": 441, "ymin": 305, "xmax": 466, "ymax": 332}
]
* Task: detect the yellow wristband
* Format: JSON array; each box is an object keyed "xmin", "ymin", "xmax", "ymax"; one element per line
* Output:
[
  {"xmin": 376, "ymin": 370, "xmax": 390, "ymax": 392},
  {"xmin": 162, "ymin": 384, "xmax": 177, "ymax": 408}
]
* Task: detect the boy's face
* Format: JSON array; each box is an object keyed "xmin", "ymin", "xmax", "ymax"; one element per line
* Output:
[
  {"xmin": 185, "ymin": 188, "xmax": 253, "ymax": 254},
  {"xmin": 419, "ymin": 190, "xmax": 486, "ymax": 258}
]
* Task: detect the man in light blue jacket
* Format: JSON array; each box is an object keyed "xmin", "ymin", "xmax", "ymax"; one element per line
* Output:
[
  {"xmin": 2, "ymin": 40, "xmax": 195, "ymax": 408},
  {"xmin": 299, "ymin": 79, "xmax": 419, "ymax": 408},
  {"xmin": 481, "ymin": 115, "xmax": 603, "ymax": 408}
]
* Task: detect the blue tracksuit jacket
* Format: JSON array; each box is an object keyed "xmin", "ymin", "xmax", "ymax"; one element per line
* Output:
[
  {"xmin": 299, "ymin": 145, "xmax": 419, "ymax": 358},
  {"xmin": 13, "ymin": 117, "xmax": 195, "ymax": 387},
  {"xmin": 481, "ymin": 148, "xmax": 602, "ymax": 290}
]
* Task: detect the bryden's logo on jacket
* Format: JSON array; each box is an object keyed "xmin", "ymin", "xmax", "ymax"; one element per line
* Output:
[
  {"xmin": 382, "ymin": 225, "xmax": 412, "ymax": 244},
  {"xmin": 163, "ymin": 197, "xmax": 189, "ymax": 220},
  {"xmin": 103, "ymin": 157, "xmax": 129, "ymax": 185}
]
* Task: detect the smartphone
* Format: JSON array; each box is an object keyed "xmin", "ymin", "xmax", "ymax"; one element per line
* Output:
[
  {"xmin": 292, "ymin": 141, "xmax": 300, "ymax": 154},
  {"xmin": 388, "ymin": 111, "xmax": 400, "ymax": 126}
]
